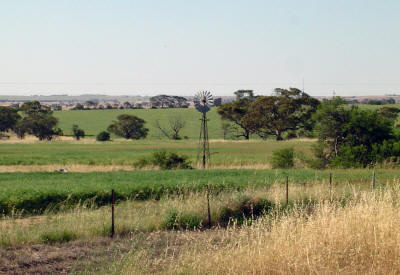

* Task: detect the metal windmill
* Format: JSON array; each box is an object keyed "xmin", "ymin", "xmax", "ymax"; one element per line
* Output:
[{"xmin": 194, "ymin": 91, "xmax": 213, "ymax": 169}]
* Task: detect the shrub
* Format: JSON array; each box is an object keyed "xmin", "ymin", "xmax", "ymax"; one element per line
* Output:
[
  {"xmin": 164, "ymin": 210, "xmax": 202, "ymax": 230},
  {"xmin": 218, "ymin": 197, "xmax": 274, "ymax": 226},
  {"xmin": 72, "ymin": 124, "xmax": 85, "ymax": 140},
  {"xmin": 96, "ymin": 131, "xmax": 110, "ymax": 141},
  {"xmin": 134, "ymin": 150, "xmax": 192, "ymax": 170},
  {"xmin": 271, "ymin": 147, "xmax": 294, "ymax": 169}
]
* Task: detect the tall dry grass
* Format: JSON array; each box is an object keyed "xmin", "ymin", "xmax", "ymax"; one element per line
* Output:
[
  {"xmin": 0, "ymin": 180, "xmax": 349, "ymax": 247},
  {"xmin": 118, "ymin": 181, "xmax": 400, "ymax": 274}
]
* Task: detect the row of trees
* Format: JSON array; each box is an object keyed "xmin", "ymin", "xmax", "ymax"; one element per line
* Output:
[
  {"xmin": 72, "ymin": 101, "xmax": 144, "ymax": 110},
  {"xmin": 0, "ymin": 101, "xmax": 62, "ymax": 140},
  {"xmin": 218, "ymin": 89, "xmax": 400, "ymax": 168},
  {"xmin": 0, "ymin": 101, "xmax": 183, "ymax": 141},
  {"xmin": 217, "ymin": 88, "xmax": 320, "ymax": 140},
  {"xmin": 149, "ymin": 95, "xmax": 188, "ymax": 108}
]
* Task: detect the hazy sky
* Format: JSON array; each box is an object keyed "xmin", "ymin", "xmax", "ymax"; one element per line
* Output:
[{"xmin": 1, "ymin": 0, "xmax": 399, "ymax": 97}]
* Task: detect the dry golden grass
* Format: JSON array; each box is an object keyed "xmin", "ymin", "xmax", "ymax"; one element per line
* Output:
[
  {"xmin": 0, "ymin": 181, "xmax": 342, "ymax": 247},
  {"xmin": 117, "ymin": 182, "xmax": 400, "ymax": 274}
]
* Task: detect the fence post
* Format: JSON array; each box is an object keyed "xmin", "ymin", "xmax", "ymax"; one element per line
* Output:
[
  {"xmin": 329, "ymin": 173, "xmax": 332, "ymax": 199},
  {"xmin": 286, "ymin": 176, "xmax": 289, "ymax": 205},
  {"xmin": 111, "ymin": 189, "xmax": 115, "ymax": 238},
  {"xmin": 371, "ymin": 171, "xmax": 376, "ymax": 191},
  {"xmin": 206, "ymin": 185, "xmax": 211, "ymax": 228}
]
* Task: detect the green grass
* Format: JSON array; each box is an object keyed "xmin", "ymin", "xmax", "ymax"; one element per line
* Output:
[
  {"xmin": 0, "ymin": 139, "xmax": 313, "ymax": 166},
  {"xmin": 0, "ymin": 169, "xmax": 396, "ymax": 216},
  {"xmin": 53, "ymin": 104, "xmax": 400, "ymax": 139},
  {"xmin": 54, "ymin": 107, "xmax": 225, "ymax": 139}
]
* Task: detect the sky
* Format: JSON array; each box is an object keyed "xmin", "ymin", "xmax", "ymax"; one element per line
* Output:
[{"xmin": 0, "ymin": 0, "xmax": 399, "ymax": 97}]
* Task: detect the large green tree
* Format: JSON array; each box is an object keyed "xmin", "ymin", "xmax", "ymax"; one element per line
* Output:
[
  {"xmin": 313, "ymin": 98, "xmax": 396, "ymax": 167},
  {"xmin": 108, "ymin": 114, "xmax": 149, "ymax": 139},
  {"xmin": 243, "ymin": 88, "xmax": 320, "ymax": 140},
  {"xmin": 18, "ymin": 101, "xmax": 61, "ymax": 140},
  {"xmin": 217, "ymin": 90, "xmax": 255, "ymax": 139},
  {"xmin": 0, "ymin": 106, "xmax": 21, "ymax": 132}
]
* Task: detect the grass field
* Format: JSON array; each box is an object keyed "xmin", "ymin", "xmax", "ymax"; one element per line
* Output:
[
  {"xmin": 54, "ymin": 107, "xmax": 227, "ymax": 139},
  {"xmin": 53, "ymin": 104, "xmax": 399, "ymax": 139},
  {"xmin": 0, "ymin": 139, "xmax": 313, "ymax": 167},
  {"xmin": 0, "ymin": 168, "xmax": 395, "ymax": 215}
]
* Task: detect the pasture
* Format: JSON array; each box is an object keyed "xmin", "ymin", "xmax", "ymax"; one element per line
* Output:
[
  {"xmin": 1, "ymin": 105, "xmax": 400, "ymax": 274},
  {"xmin": 0, "ymin": 139, "xmax": 313, "ymax": 168},
  {"xmin": 54, "ymin": 107, "xmax": 225, "ymax": 139}
]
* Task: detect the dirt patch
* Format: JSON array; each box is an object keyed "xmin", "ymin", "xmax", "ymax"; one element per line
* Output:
[{"xmin": 0, "ymin": 237, "xmax": 133, "ymax": 275}]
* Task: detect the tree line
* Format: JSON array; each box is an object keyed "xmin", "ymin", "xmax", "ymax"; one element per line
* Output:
[
  {"xmin": 218, "ymin": 89, "xmax": 400, "ymax": 168},
  {"xmin": 0, "ymin": 101, "xmax": 150, "ymax": 141},
  {"xmin": 2, "ymin": 92, "xmax": 400, "ymax": 168}
]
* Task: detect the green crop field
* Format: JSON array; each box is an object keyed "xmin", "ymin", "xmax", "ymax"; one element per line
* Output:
[
  {"xmin": 0, "ymin": 168, "xmax": 394, "ymax": 215},
  {"xmin": 0, "ymin": 139, "xmax": 313, "ymax": 166},
  {"xmin": 54, "ymin": 107, "xmax": 226, "ymax": 139}
]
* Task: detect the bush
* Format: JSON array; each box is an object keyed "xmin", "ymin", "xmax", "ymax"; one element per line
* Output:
[
  {"xmin": 271, "ymin": 148, "xmax": 294, "ymax": 169},
  {"xmin": 96, "ymin": 131, "xmax": 110, "ymax": 141},
  {"xmin": 72, "ymin": 124, "xmax": 85, "ymax": 140},
  {"xmin": 218, "ymin": 197, "xmax": 274, "ymax": 226},
  {"xmin": 134, "ymin": 150, "xmax": 192, "ymax": 170},
  {"xmin": 164, "ymin": 210, "xmax": 202, "ymax": 230}
]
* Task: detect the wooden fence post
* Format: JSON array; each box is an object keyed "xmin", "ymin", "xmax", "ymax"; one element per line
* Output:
[
  {"xmin": 371, "ymin": 171, "xmax": 376, "ymax": 191},
  {"xmin": 111, "ymin": 189, "xmax": 115, "ymax": 238},
  {"xmin": 206, "ymin": 185, "xmax": 211, "ymax": 228},
  {"xmin": 329, "ymin": 173, "xmax": 332, "ymax": 199},
  {"xmin": 286, "ymin": 176, "xmax": 289, "ymax": 205}
]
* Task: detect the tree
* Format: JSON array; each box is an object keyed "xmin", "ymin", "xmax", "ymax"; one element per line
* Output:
[
  {"xmin": 85, "ymin": 100, "xmax": 98, "ymax": 109},
  {"xmin": 234, "ymin": 90, "xmax": 255, "ymax": 100},
  {"xmin": 123, "ymin": 101, "xmax": 133, "ymax": 109},
  {"xmin": 155, "ymin": 117, "xmax": 186, "ymax": 140},
  {"xmin": 377, "ymin": 107, "xmax": 400, "ymax": 120},
  {"xmin": 13, "ymin": 119, "xmax": 29, "ymax": 139},
  {"xmin": 107, "ymin": 114, "xmax": 148, "ymax": 139},
  {"xmin": 22, "ymin": 113, "xmax": 59, "ymax": 140},
  {"xmin": 313, "ymin": 98, "xmax": 395, "ymax": 167},
  {"xmin": 19, "ymin": 101, "xmax": 60, "ymax": 140},
  {"xmin": 72, "ymin": 103, "xmax": 85, "ymax": 110},
  {"xmin": 150, "ymin": 95, "xmax": 188, "ymax": 108},
  {"xmin": 96, "ymin": 131, "xmax": 110, "ymax": 141},
  {"xmin": 243, "ymin": 88, "xmax": 320, "ymax": 140},
  {"xmin": 217, "ymin": 93, "xmax": 255, "ymax": 139},
  {"xmin": 312, "ymin": 97, "xmax": 352, "ymax": 158},
  {"xmin": 0, "ymin": 106, "xmax": 21, "ymax": 132},
  {"xmin": 20, "ymin": 101, "xmax": 51, "ymax": 115},
  {"xmin": 72, "ymin": 124, "xmax": 85, "ymax": 140}
]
